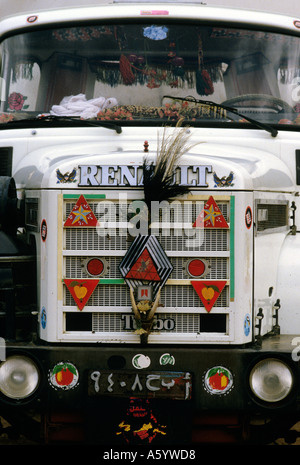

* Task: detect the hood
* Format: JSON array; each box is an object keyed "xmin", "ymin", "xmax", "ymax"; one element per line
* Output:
[{"xmin": 13, "ymin": 139, "xmax": 294, "ymax": 192}]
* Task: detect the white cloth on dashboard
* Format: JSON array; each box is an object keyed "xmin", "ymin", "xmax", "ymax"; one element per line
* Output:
[{"xmin": 50, "ymin": 93, "xmax": 118, "ymax": 119}]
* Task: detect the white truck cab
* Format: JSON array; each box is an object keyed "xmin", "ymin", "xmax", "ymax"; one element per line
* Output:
[{"xmin": 0, "ymin": 0, "xmax": 300, "ymax": 445}]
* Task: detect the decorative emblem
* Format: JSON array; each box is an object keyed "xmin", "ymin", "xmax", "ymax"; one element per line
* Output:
[
  {"xmin": 120, "ymin": 235, "xmax": 173, "ymax": 296},
  {"xmin": 245, "ymin": 206, "xmax": 253, "ymax": 229},
  {"xmin": 56, "ymin": 168, "xmax": 77, "ymax": 183},
  {"xmin": 116, "ymin": 398, "xmax": 167, "ymax": 444},
  {"xmin": 63, "ymin": 278, "xmax": 99, "ymax": 310},
  {"xmin": 132, "ymin": 354, "xmax": 151, "ymax": 369},
  {"xmin": 244, "ymin": 314, "xmax": 251, "ymax": 336},
  {"xmin": 191, "ymin": 280, "xmax": 226, "ymax": 312},
  {"xmin": 125, "ymin": 248, "xmax": 161, "ymax": 282},
  {"xmin": 64, "ymin": 195, "xmax": 98, "ymax": 227},
  {"xmin": 204, "ymin": 366, "xmax": 233, "ymax": 395},
  {"xmin": 41, "ymin": 219, "xmax": 47, "ymax": 242},
  {"xmin": 119, "ymin": 235, "xmax": 173, "ymax": 343},
  {"xmin": 213, "ymin": 171, "xmax": 234, "ymax": 187},
  {"xmin": 159, "ymin": 353, "xmax": 175, "ymax": 366},
  {"xmin": 193, "ymin": 196, "xmax": 228, "ymax": 228},
  {"xmin": 41, "ymin": 307, "xmax": 47, "ymax": 329},
  {"xmin": 49, "ymin": 362, "xmax": 79, "ymax": 390}
]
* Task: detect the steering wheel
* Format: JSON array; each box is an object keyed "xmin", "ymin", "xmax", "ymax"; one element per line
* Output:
[{"xmin": 222, "ymin": 94, "xmax": 295, "ymax": 114}]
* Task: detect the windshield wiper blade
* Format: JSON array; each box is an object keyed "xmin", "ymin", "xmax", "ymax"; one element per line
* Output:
[
  {"xmin": 38, "ymin": 115, "xmax": 122, "ymax": 133},
  {"xmin": 163, "ymin": 95, "xmax": 278, "ymax": 137},
  {"xmin": 1, "ymin": 114, "xmax": 122, "ymax": 133}
]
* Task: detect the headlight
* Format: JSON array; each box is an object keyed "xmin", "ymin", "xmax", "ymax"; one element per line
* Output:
[
  {"xmin": 0, "ymin": 355, "xmax": 40, "ymax": 399},
  {"xmin": 249, "ymin": 358, "xmax": 293, "ymax": 403}
]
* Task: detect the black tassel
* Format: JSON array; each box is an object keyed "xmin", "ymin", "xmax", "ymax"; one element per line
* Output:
[
  {"xmin": 142, "ymin": 122, "xmax": 196, "ymax": 214},
  {"xmin": 142, "ymin": 157, "xmax": 190, "ymax": 211}
]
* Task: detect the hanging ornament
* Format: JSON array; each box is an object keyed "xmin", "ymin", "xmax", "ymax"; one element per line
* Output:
[
  {"xmin": 143, "ymin": 25, "xmax": 168, "ymax": 41},
  {"xmin": 172, "ymin": 56, "xmax": 185, "ymax": 79},
  {"xmin": 128, "ymin": 54, "xmax": 137, "ymax": 63},
  {"xmin": 196, "ymin": 35, "xmax": 214, "ymax": 96},
  {"xmin": 120, "ymin": 54, "xmax": 135, "ymax": 85}
]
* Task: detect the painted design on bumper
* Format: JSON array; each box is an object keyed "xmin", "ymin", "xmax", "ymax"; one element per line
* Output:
[{"xmin": 49, "ymin": 362, "xmax": 79, "ymax": 390}]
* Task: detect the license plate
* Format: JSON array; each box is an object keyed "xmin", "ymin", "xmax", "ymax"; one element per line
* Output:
[{"xmin": 88, "ymin": 370, "xmax": 192, "ymax": 400}]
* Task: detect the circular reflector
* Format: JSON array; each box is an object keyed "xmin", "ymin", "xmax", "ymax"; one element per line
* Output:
[
  {"xmin": 0, "ymin": 355, "xmax": 40, "ymax": 399},
  {"xmin": 249, "ymin": 358, "xmax": 293, "ymax": 403},
  {"xmin": 86, "ymin": 258, "xmax": 104, "ymax": 276},
  {"xmin": 187, "ymin": 258, "xmax": 207, "ymax": 277}
]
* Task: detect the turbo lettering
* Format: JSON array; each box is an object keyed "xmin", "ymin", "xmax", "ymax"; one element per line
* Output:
[{"xmin": 121, "ymin": 314, "xmax": 175, "ymax": 331}]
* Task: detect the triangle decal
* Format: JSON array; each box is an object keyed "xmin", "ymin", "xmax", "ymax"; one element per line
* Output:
[
  {"xmin": 193, "ymin": 196, "xmax": 228, "ymax": 228},
  {"xmin": 191, "ymin": 280, "xmax": 226, "ymax": 312},
  {"xmin": 64, "ymin": 195, "xmax": 99, "ymax": 227},
  {"xmin": 64, "ymin": 278, "xmax": 99, "ymax": 310},
  {"xmin": 125, "ymin": 247, "xmax": 161, "ymax": 281}
]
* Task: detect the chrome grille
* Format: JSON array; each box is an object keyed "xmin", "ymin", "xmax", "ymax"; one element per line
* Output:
[{"xmin": 61, "ymin": 195, "xmax": 231, "ymax": 342}]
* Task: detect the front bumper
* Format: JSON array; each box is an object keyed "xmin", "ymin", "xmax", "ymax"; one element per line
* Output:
[{"xmin": 1, "ymin": 335, "xmax": 300, "ymax": 444}]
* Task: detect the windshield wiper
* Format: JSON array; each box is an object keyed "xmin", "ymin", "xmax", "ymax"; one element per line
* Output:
[
  {"xmin": 0, "ymin": 114, "xmax": 122, "ymax": 134},
  {"xmin": 163, "ymin": 95, "xmax": 278, "ymax": 138}
]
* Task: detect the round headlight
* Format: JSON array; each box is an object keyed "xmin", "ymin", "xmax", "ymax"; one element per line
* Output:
[
  {"xmin": 249, "ymin": 358, "xmax": 293, "ymax": 403},
  {"xmin": 0, "ymin": 355, "xmax": 40, "ymax": 399}
]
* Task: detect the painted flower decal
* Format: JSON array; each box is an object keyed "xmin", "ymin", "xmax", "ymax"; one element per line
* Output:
[
  {"xmin": 8, "ymin": 92, "xmax": 25, "ymax": 110},
  {"xmin": 143, "ymin": 25, "xmax": 168, "ymax": 40}
]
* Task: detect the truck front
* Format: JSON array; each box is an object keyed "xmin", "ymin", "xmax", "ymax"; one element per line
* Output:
[{"xmin": 1, "ymin": 1, "xmax": 300, "ymax": 445}]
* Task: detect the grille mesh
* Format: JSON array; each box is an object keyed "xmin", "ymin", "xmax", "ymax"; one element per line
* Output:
[
  {"xmin": 65, "ymin": 255, "xmax": 228, "ymax": 280},
  {"xmin": 65, "ymin": 227, "xmax": 229, "ymax": 252},
  {"xmin": 92, "ymin": 312, "xmax": 203, "ymax": 333},
  {"xmin": 257, "ymin": 202, "xmax": 288, "ymax": 232}
]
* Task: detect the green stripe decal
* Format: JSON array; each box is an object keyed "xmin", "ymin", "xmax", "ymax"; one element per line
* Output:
[
  {"xmin": 63, "ymin": 194, "xmax": 106, "ymax": 199},
  {"xmin": 99, "ymin": 279, "xmax": 125, "ymax": 284},
  {"xmin": 230, "ymin": 196, "xmax": 235, "ymax": 300}
]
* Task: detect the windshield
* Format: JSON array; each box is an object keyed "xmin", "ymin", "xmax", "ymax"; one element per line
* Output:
[{"xmin": 1, "ymin": 22, "xmax": 300, "ymax": 127}]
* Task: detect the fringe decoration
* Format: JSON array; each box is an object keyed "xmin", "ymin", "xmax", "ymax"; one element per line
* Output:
[{"xmin": 119, "ymin": 54, "xmax": 135, "ymax": 85}]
